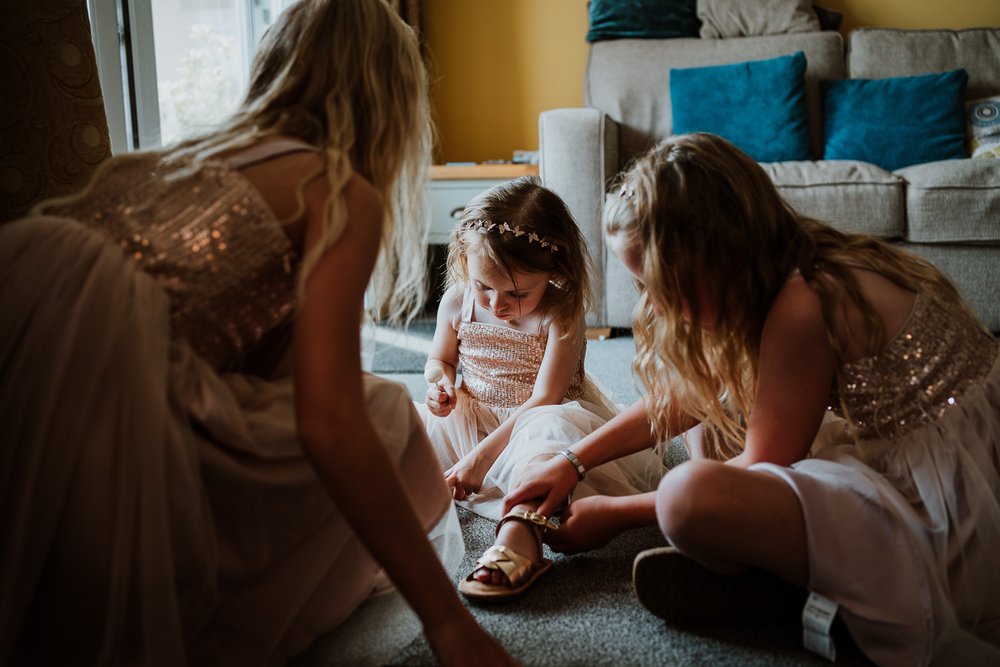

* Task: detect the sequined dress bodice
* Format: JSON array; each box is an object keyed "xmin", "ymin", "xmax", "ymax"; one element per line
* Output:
[
  {"xmin": 41, "ymin": 152, "xmax": 297, "ymax": 371},
  {"xmin": 829, "ymin": 292, "xmax": 998, "ymax": 442},
  {"xmin": 458, "ymin": 318, "xmax": 586, "ymax": 409}
]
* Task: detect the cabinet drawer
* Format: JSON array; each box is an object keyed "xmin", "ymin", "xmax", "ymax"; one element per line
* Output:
[{"xmin": 428, "ymin": 178, "xmax": 503, "ymax": 244}]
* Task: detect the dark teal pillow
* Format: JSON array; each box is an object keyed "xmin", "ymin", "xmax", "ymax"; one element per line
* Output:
[
  {"xmin": 670, "ymin": 51, "xmax": 811, "ymax": 163},
  {"xmin": 822, "ymin": 69, "xmax": 969, "ymax": 171},
  {"xmin": 587, "ymin": 0, "xmax": 700, "ymax": 43}
]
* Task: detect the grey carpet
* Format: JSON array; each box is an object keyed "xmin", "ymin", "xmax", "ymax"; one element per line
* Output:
[
  {"xmin": 294, "ymin": 508, "xmax": 871, "ymax": 666},
  {"xmin": 294, "ymin": 323, "xmax": 874, "ymax": 666}
]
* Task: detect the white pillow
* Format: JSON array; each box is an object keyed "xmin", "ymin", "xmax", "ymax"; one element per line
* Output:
[
  {"xmin": 967, "ymin": 95, "xmax": 1000, "ymax": 159},
  {"xmin": 698, "ymin": 0, "xmax": 820, "ymax": 39}
]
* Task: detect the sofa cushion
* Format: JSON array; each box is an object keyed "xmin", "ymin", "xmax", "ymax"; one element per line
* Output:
[
  {"xmin": 896, "ymin": 159, "xmax": 1000, "ymax": 244},
  {"xmin": 821, "ymin": 69, "xmax": 969, "ymax": 171},
  {"xmin": 762, "ymin": 161, "xmax": 905, "ymax": 238},
  {"xmin": 967, "ymin": 95, "xmax": 1000, "ymax": 158},
  {"xmin": 847, "ymin": 28, "xmax": 1000, "ymax": 102},
  {"xmin": 697, "ymin": 0, "xmax": 819, "ymax": 39},
  {"xmin": 898, "ymin": 243, "xmax": 1000, "ymax": 333},
  {"xmin": 670, "ymin": 52, "xmax": 810, "ymax": 162},
  {"xmin": 586, "ymin": 0, "xmax": 700, "ymax": 43},
  {"xmin": 586, "ymin": 31, "xmax": 845, "ymax": 160}
]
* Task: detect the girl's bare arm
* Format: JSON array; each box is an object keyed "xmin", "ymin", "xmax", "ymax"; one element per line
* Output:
[
  {"xmin": 425, "ymin": 284, "xmax": 462, "ymax": 386},
  {"xmin": 739, "ymin": 278, "xmax": 837, "ymax": 467},
  {"xmin": 423, "ymin": 285, "xmax": 462, "ymax": 415},
  {"xmin": 293, "ymin": 173, "xmax": 478, "ymax": 642}
]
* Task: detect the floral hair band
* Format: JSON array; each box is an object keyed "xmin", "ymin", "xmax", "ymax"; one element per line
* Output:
[{"xmin": 465, "ymin": 219, "xmax": 559, "ymax": 253}]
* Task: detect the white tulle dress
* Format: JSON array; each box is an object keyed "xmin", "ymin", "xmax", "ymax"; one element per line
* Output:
[
  {"xmin": 0, "ymin": 143, "xmax": 463, "ymax": 666},
  {"xmin": 418, "ymin": 291, "xmax": 664, "ymax": 520},
  {"xmin": 752, "ymin": 292, "xmax": 1000, "ymax": 665}
]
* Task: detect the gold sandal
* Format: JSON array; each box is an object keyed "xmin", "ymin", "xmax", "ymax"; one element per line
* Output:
[{"xmin": 458, "ymin": 508, "xmax": 557, "ymax": 602}]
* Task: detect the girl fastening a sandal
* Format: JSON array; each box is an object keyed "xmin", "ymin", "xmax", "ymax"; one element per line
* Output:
[{"xmin": 417, "ymin": 176, "xmax": 664, "ymax": 601}]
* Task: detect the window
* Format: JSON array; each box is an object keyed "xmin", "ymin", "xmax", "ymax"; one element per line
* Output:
[{"xmin": 88, "ymin": 0, "xmax": 295, "ymax": 153}]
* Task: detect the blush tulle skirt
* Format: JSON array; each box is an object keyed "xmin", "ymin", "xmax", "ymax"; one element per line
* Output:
[
  {"xmin": 418, "ymin": 378, "xmax": 666, "ymax": 521},
  {"xmin": 754, "ymin": 357, "xmax": 1000, "ymax": 666},
  {"xmin": 0, "ymin": 216, "xmax": 463, "ymax": 665}
]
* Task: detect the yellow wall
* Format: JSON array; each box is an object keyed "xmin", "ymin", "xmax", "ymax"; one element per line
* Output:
[
  {"xmin": 424, "ymin": 0, "xmax": 1000, "ymax": 163},
  {"xmin": 424, "ymin": 0, "xmax": 589, "ymax": 163}
]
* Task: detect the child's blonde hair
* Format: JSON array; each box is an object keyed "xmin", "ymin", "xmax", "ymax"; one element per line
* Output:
[
  {"xmin": 165, "ymin": 0, "xmax": 432, "ymax": 323},
  {"xmin": 446, "ymin": 175, "xmax": 594, "ymax": 335},
  {"xmin": 604, "ymin": 132, "xmax": 977, "ymax": 458}
]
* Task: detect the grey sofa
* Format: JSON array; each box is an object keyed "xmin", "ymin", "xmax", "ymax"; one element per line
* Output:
[{"xmin": 540, "ymin": 27, "xmax": 1000, "ymax": 331}]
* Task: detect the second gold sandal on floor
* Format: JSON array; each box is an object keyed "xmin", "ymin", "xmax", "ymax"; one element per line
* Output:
[{"xmin": 458, "ymin": 508, "xmax": 557, "ymax": 602}]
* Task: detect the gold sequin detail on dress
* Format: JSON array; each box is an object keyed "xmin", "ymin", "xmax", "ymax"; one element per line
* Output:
[
  {"xmin": 458, "ymin": 321, "xmax": 586, "ymax": 408},
  {"xmin": 829, "ymin": 291, "xmax": 998, "ymax": 442},
  {"xmin": 39, "ymin": 152, "xmax": 297, "ymax": 371}
]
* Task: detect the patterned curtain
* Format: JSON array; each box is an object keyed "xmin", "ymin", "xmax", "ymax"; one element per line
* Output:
[
  {"xmin": 0, "ymin": 0, "xmax": 111, "ymax": 223},
  {"xmin": 0, "ymin": 1, "xmax": 421, "ymax": 224}
]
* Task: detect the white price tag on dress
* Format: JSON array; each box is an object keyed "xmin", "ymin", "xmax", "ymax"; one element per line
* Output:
[{"xmin": 802, "ymin": 592, "xmax": 839, "ymax": 662}]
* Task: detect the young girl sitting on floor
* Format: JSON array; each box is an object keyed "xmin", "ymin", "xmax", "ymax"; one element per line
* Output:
[{"xmin": 418, "ymin": 176, "xmax": 663, "ymax": 601}]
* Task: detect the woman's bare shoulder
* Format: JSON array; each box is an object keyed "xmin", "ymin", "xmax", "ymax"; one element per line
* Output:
[
  {"xmin": 227, "ymin": 138, "xmax": 328, "ymax": 244},
  {"xmin": 773, "ymin": 268, "xmax": 916, "ymax": 361},
  {"xmin": 764, "ymin": 276, "xmax": 829, "ymax": 346}
]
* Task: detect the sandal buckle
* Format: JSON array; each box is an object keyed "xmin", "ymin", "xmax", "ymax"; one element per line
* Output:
[{"xmin": 504, "ymin": 508, "xmax": 558, "ymax": 532}]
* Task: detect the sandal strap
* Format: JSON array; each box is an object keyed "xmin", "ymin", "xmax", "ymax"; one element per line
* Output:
[
  {"xmin": 474, "ymin": 544, "xmax": 534, "ymax": 587},
  {"xmin": 495, "ymin": 508, "xmax": 559, "ymax": 536}
]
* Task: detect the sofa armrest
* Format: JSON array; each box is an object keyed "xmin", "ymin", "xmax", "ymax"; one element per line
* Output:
[{"xmin": 539, "ymin": 107, "xmax": 621, "ymax": 326}]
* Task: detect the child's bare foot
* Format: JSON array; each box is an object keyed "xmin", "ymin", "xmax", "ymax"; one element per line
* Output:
[{"xmin": 458, "ymin": 507, "xmax": 556, "ymax": 601}]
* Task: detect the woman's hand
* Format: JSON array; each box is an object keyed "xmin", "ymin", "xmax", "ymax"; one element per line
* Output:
[
  {"xmin": 425, "ymin": 377, "xmax": 457, "ymax": 417},
  {"xmin": 544, "ymin": 495, "xmax": 624, "ymax": 554},
  {"xmin": 503, "ymin": 454, "xmax": 579, "ymax": 519},
  {"xmin": 444, "ymin": 451, "xmax": 489, "ymax": 500}
]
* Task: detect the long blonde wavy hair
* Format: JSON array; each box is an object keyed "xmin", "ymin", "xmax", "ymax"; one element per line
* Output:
[
  {"xmin": 604, "ymin": 133, "xmax": 975, "ymax": 459},
  {"xmin": 164, "ymin": 0, "xmax": 432, "ymax": 323},
  {"xmin": 445, "ymin": 175, "xmax": 594, "ymax": 335}
]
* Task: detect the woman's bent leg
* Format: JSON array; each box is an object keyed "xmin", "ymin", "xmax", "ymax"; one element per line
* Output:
[
  {"xmin": 655, "ymin": 459, "xmax": 808, "ymax": 585},
  {"xmin": 633, "ymin": 459, "xmax": 809, "ymax": 627}
]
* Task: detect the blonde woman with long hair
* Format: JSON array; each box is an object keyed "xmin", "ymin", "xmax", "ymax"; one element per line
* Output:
[
  {"xmin": 0, "ymin": 1, "xmax": 514, "ymax": 665},
  {"xmin": 506, "ymin": 133, "xmax": 1000, "ymax": 665}
]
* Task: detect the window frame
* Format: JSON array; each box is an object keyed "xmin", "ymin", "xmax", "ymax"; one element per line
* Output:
[{"xmin": 88, "ymin": 0, "xmax": 271, "ymax": 154}]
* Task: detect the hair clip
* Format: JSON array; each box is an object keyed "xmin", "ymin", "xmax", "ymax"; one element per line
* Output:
[{"xmin": 466, "ymin": 219, "xmax": 559, "ymax": 253}]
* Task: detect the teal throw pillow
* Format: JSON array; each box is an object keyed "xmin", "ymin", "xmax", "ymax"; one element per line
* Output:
[
  {"xmin": 822, "ymin": 69, "xmax": 968, "ymax": 171},
  {"xmin": 669, "ymin": 51, "xmax": 810, "ymax": 163},
  {"xmin": 588, "ymin": 0, "xmax": 700, "ymax": 43}
]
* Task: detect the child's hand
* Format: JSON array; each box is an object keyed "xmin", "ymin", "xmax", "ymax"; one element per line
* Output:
[
  {"xmin": 444, "ymin": 453, "xmax": 488, "ymax": 500},
  {"xmin": 425, "ymin": 378, "xmax": 457, "ymax": 417}
]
